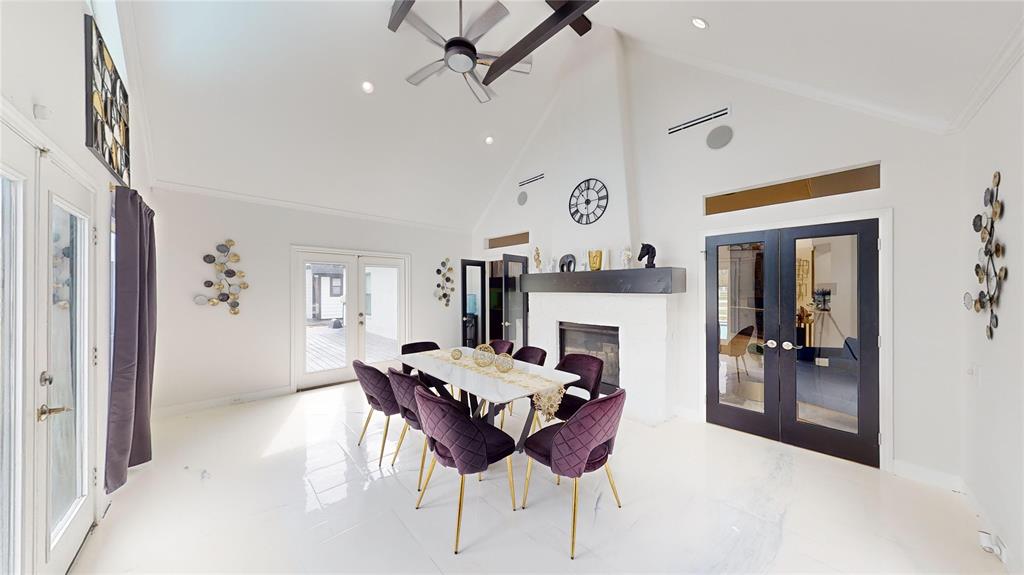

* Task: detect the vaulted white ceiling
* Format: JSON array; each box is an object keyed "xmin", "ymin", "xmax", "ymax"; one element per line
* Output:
[{"xmin": 126, "ymin": 1, "xmax": 1024, "ymax": 231}]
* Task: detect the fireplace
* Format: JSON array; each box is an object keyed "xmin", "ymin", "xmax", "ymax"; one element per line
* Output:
[{"xmin": 559, "ymin": 322, "xmax": 620, "ymax": 393}]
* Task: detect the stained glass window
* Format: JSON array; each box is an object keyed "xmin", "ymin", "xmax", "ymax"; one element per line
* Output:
[{"xmin": 84, "ymin": 15, "xmax": 130, "ymax": 186}]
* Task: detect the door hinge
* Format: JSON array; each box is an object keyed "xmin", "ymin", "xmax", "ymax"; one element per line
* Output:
[
  {"xmin": 877, "ymin": 237, "xmax": 881, "ymax": 251},
  {"xmin": 92, "ymin": 346, "xmax": 99, "ymax": 367},
  {"xmin": 878, "ymin": 335, "xmax": 881, "ymax": 349},
  {"xmin": 92, "ymin": 226, "xmax": 98, "ymax": 246},
  {"xmin": 92, "ymin": 466, "xmax": 98, "ymax": 487},
  {"xmin": 877, "ymin": 432, "xmax": 882, "ymax": 446}
]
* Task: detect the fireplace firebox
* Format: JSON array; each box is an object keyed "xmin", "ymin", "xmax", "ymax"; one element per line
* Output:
[{"xmin": 558, "ymin": 322, "xmax": 620, "ymax": 393}]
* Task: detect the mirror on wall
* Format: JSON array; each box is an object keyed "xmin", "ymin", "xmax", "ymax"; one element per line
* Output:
[{"xmin": 460, "ymin": 259, "xmax": 486, "ymax": 347}]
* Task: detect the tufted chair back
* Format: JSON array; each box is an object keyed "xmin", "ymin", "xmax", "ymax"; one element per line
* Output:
[
  {"xmin": 415, "ymin": 386, "xmax": 488, "ymax": 475},
  {"xmin": 353, "ymin": 360, "xmax": 400, "ymax": 416},
  {"xmin": 550, "ymin": 389, "xmax": 626, "ymax": 478},
  {"xmin": 489, "ymin": 339, "xmax": 514, "ymax": 355},
  {"xmin": 387, "ymin": 368, "xmax": 427, "ymax": 430},
  {"xmin": 512, "ymin": 345, "xmax": 547, "ymax": 366},
  {"xmin": 556, "ymin": 354, "xmax": 604, "ymax": 400}
]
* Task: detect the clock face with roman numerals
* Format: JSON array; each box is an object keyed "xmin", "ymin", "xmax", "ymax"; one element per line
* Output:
[{"xmin": 568, "ymin": 178, "xmax": 609, "ymax": 225}]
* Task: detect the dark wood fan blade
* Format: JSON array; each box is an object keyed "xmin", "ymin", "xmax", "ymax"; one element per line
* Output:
[
  {"xmin": 387, "ymin": 0, "xmax": 415, "ymax": 32},
  {"xmin": 481, "ymin": 0, "xmax": 597, "ymax": 86},
  {"xmin": 545, "ymin": 0, "xmax": 592, "ymax": 36}
]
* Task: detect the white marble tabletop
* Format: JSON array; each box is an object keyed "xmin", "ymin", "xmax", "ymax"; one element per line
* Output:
[{"xmin": 398, "ymin": 347, "xmax": 579, "ymax": 405}]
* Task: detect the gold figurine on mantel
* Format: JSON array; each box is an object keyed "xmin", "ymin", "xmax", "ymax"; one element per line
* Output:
[{"xmin": 588, "ymin": 249, "xmax": 603, "ymax": 271}]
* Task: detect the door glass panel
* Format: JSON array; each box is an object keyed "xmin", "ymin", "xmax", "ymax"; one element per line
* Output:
[
  {"xmin": 49, "ymin": 203, "xmax": 85, "ymax": 538},
  {"xmin": 487, "ymin": 261, "xmax": 503, "ymax": 341},
  {"xmin": 794, "ymin": 235, "xmax": 859, "ymax": 433},
  {"xmin": 362, "ymin": 265, "xmax": 399, "ymax": 364},
  {"xmin": 305, "ymin": 262, "xmax": 348, "ymax": 373},
  {"xmin": 717, "ymin": 243, "xmax": 766, "ymax": 413},
  {"xmin": 504, "ymin": 259, "xmax": 525, "ymax": 348},
  {"xmin": 462, "ymin": 263, "xmax": 484, "ymax": 347},
  {"xmin": 1, "ymin": 177, "xmax": 16, "ymax": 572}
]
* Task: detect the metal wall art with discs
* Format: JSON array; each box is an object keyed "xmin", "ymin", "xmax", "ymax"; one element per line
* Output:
[
  {"xmin": 193, "ymin": 239, "xmax": 249, "ymax": 315},
  {"xmin": 964, "ymin": 171, "xmax": 1008, "ymax": 339}
]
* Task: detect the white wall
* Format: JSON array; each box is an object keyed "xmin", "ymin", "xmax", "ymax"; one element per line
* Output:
[
  {"xmin": 958, "ymin": 59, "xmax": 1023, "ymax": 573},
  {"xmin": 474, "ymin": 35, "xmax": 969, "ymax": 483},
  {"xmin": 149, "ymin": 189, "xmax": 469, "ymax": 410}
]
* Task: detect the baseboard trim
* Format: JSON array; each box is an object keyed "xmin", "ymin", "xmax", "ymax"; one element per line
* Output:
[
  {"xmin": 154, "ymin": 386, "xmax": 291, "ymax": 418},
  {"xmin": 892, "ymin": 459, "xmax": 965, "ymax": 492}
]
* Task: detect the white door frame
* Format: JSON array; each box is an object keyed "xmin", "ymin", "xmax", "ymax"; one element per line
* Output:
[
  {"xmin": 290, "ymin": 246, "xmax": 411, "ymax": 392},
  {"xmin": 701, "ymin": 207, "xmax": 894, "ymax": 473}
]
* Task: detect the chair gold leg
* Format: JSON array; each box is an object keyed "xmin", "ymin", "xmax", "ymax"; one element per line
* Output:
[
  {"xmin": 500, "ymin": 408, "xmax": 506, "ymax": 429},
  {"xmin": 391, "ymin": 421, "xmax": 409, "ymax": 466},
  {"xmin": 521, "ymin": 458, "xmax": 533, "ymax": 509},
  {"xmin": 478, "ymin": 472, "xmax": 483, "ymax": 481},
  {"xmin": 417, "ymin": 435, "xmax": 428, "ymax": 491},
  {"xmin": 556, "ymin": 475, "xmax": 561, "ymax": 486},
  {"xmin": 357, "ymin": 410, "xmax": 373, "ymax": 446},
  {"xmin": 531, "ymin": 412, "xmax": 540, "ymax": 433},
  {"xmin": 571, "ymin": 477, "xmax": 579, "ymax": 559},
  {"xmin": 605, "ymin": 463, "xmax": 622, "ymax": 508},
  {"xmin": 416, "ymin": 457, "xmax": 437, "ymax": 509},
  {"xmin": 509, "ymin": 400, "xmax": 514, "ymax": 415},
  {"xmin": 454, "ymin": 475, "xmax": 466, "ymax": 554},
  {"xmin": 377, "ymin": 416, "xmax": 391, "ymax": 468},
  {"xmin": 505, "ymin": 457, "xmax": 517, "ymax": 511}
]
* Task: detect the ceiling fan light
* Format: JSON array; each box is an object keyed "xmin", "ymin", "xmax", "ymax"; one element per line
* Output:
[{"xmin": 691, "ymin": 17, "xmax": 708, "ymax": 30}]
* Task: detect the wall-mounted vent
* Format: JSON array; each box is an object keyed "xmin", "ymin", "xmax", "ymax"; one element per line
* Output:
[
  {"xmin": 518, "ymin": 173, "xmax": 544, "ymax": 187},
  {"xmin": 668, "ymin": 106, "xmax": 730, "ymax": 135}
]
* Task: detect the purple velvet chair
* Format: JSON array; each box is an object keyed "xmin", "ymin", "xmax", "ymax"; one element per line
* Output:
[
  {"xmin": 553, "ymin": 354, "xmax": 604, "ymax": 422},
  {"xmin": 512, "ymin": 345, "xmax": 547, "ymax": 366},
  {"xmin": 400, "ymin": 341, "xmax": 448, "ymax": 390},
  {"xmin": 414, "ymin": 386, "xmax": 518, "ymax": 554},
  {"xmin": 489, "ymin": 339, "xmax": 514, "ymax": 355},
  {"xmin": 521, "ymin": 388, "xmax": 626, "ymax": 559},
  {"xmin": 386, "ymin": 368, "xmax": 434, "ymax": 492},
  {"xmin": 352, "ymin": 360, "xmax": 401, "ymax": 468}
]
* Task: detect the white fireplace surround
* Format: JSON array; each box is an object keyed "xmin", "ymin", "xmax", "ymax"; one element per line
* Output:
[{"xmin": 528, "ymin": 292, "xmax": 685, "ymax": 425}]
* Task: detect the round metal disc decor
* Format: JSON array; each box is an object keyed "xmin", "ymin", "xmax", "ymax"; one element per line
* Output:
[
  {"xmin": 517, "ymin": 191, "xmax": 528, "ymax": 206},
  {"xmin": 194, "ymin": 239, "xmax": 247, "ymax": 316},
  {"xmin": 706, "ymin": 125, "xmax": 734, "ymax": 150},
  {"xmin": 967, "ymin": 170, "xmax": 1008, "ymax": 339}
]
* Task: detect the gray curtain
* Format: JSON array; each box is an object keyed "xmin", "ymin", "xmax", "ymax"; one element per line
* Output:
[{"xmin": 105, "ymin": 187, "xmax": 157, "ymax": 493}]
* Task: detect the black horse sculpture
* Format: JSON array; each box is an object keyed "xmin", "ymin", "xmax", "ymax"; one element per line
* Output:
[
  {"xmin": 558, "ymin": 254, "xmax": 576, "ymax": 273},
  {"xmin": 638, "ymin": 243, "xmax": 656, "ymax": 268}
]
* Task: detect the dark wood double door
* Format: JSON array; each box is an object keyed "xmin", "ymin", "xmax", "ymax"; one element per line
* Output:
[
  {"xmin": 460, "ymin": 255, "xmax": 528, "ymax": 348},
  {"xmin": 706, "ymin": 220, "xmax": 879, "ymax": 467}
]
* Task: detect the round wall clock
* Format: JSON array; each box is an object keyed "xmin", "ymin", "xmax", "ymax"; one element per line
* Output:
[{"xmin": 568, "ymin": 178, "xmax": 609, "ymax": 225}]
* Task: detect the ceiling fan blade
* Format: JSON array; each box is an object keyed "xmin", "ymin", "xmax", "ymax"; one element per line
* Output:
[
  {"xmin": 478, "ymin": 52, "xmax": 532, "ymax": 74},
  {"xmin": 464, "ymin": 71, "xmax": 494, "ymax": 103},
  {"xmin": 482, "ymin": 0, "xmax": 597, "ymax": 86},
  {"xmin": 406, "ymin": 60, "xmax": 447, "ymax": 85},
  {"xmin": 464, "ymin": 1, "xmax": 510, "ymax": 44},
  {"xmin": 387, "ymin": 0, "xmax": 415, "ymax": 32},
  {"xmin": 544, "ymin": 0, "xmax": 592, "ymax": 36},
  {"xmin": 404, "ymin": 10, "xmax": 446, "ymax": 47}
]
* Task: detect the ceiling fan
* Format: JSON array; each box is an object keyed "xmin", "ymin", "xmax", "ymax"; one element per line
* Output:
[{"xmin": 391, "ymin": 0, "xmax": 532, "ymax": 103}]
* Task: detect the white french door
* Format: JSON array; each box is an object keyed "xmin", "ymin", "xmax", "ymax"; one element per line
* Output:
[
  {"xmin": 292, "ymin": 248, "xmax": 407, "ymax": 390},
  {"xmin": 33, "ymin": 156, "xmax": 96, "ymax": 575}
]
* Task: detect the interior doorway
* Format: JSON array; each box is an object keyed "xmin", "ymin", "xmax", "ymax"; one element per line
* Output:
[
  {"xmin": 291, "ymin": 248, "xmax": 407, "ymax": 390},
  {"xmin": 484, "ymin": 255, "xmax": 529, "ymax": 347},
  {"xmin": 705, "ymin": 219, "xmax": 879, "ymax": 466}
]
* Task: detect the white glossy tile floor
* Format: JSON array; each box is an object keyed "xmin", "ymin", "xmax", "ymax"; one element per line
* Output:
[{"xmin": 73, "ymin": 383, "xmax": 1002, "ymax": 574}]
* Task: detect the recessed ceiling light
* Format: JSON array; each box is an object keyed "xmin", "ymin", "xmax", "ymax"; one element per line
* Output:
[
  {"xmin": 484, "ymin": 136, "xmax": 494, "ymax": 145},
  {"xmin": 361, "ymin": 81, "xmax": 375, "ymax": 94},
  {"xmin": 691, "ymin": 17, "xmax": 708, "ymax": 30}
]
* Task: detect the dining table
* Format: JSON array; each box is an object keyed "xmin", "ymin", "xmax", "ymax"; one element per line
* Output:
[{"xmin": 398, "ymin": 347, "xmax": 580, "ymax": 450}]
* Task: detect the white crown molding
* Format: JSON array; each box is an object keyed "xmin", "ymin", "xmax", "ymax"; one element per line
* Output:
[
  {"xmin": 627, "ymin": 39, "xmax": 952, "ymax": 135},
  {"xmin": 947, "ymin": 17, "xmax": 1024, "ymax": 134},
  {"xmin": 152, "ymin": 178, "xmax": 468, "ymax": 234}
]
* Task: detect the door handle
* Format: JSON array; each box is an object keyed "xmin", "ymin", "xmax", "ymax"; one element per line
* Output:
[
  {"xmin": 39, "ymin": 370, "xmax": 53, "ymax": 386},
  {"xmin": 781, "ymin": 341, "xmax": 804, "ymax": 351},
  {"xmin": 37, "ymin": 404, "xmax": 72, "ymax": 422},
  {"xmin": 764, "ymin": 340, "xmax": 777, "ymax": 349},
  {"xmin": 502, "ymin": 321, "xmax": 511, "ymax": 327}
]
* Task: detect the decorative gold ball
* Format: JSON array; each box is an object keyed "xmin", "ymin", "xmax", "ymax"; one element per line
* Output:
[
  {"xmin": 473, "ymin": 344, "xmax": 495, "ymax": 367},
  {"xmin": 494, "ymin": 352, "xmax": 514, "ymax": 373},
  {"xmin": 450, "ymin": 348, "xmax": 463, "ymax": 360}
]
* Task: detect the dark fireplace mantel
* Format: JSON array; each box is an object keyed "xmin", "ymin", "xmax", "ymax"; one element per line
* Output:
[{"xmin": 521, "ymin": 267, "xmax": 685, "ymax": 295}]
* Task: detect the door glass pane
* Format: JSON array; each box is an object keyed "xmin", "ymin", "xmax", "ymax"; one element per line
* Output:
[
  {"xmin": 794, "ymin": 235, "xmax": 859, "ymax": 433},
  {"xmin": 504, "ymin": 260, "xmax": 525, "ymax": 348},
  {"xmin": 462, "ymin": 263, "xmax": 483, "ymax": 347},
  {"xmin": 1, "ymin": 178, "xmax": 16, "ymax": 572},
  {"xmin": 305, "ymin": 262, "xmax": 348, "ymax": 373},
  {"xmin": 717, "ymin": 243, "xmax": 765, "ymax": 413},
  {"xmin": 362, "ymin": 265, "xmax": 399, "ymax": 364},
  {"xmin": 49, "ymin": 204, "xmax": 85, "ymax": 537}
]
